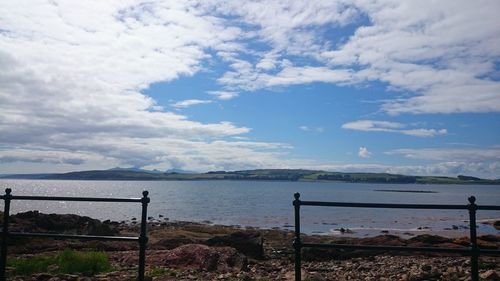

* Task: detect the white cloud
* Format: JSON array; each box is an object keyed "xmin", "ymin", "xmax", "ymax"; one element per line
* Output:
[
  {"xmin": 287, "ymin": 160, "xmax": 500, "ymax": 179},
  {"xmin": 255, "ymin": 53, "xmax": 279, "ymax": 70},
  {"xmin": 0, "ymin": 1, "xmax": 290, "ymax": 172},
  {"xmin": 342, "ymin": 120, "xmax": 447, "ymax": 137},
  {"xmin": 171, "ymin": 99, "xmax": 212, "ymax": 109},
  {"xmin": 358, "ymin": 147, "xmax": 371, "ymax": 158},
  {"xmin": 323, "ymin": 1, "xmax": 500, "ymax": 114},
  {"xmin": 207, "ymin": 91, "xmax": 239, "ymax": 100},
  {"xmin": 386, "ymin": 147, "xmax": 500, "ymax": 162},
  {"xmin": 213, "ymin": 1, "xmax": 500, "ymax": 114},
  {"xmin": 219, "ymin": 65, "xmax": 353, "ymax": 91},
  {"xmin": 299, "ymin": 126, "xmax": 324, "ymax": 133}
]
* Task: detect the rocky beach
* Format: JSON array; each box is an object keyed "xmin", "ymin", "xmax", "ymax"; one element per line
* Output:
[{"xmin": 1, "ymin": 211, "xmax": 499, "ymax": 281}]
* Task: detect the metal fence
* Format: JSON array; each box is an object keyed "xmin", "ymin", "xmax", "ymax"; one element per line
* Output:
[
  {"xmin": 292, "ymin": 192, "xmax": 500, "ymax": 281},
  {"xmin": 0, "ymin": 188, "xmax": 150, "ymax": 281}
]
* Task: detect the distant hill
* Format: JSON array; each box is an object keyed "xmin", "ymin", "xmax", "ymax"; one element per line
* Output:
[
  {"xmin": 0, "ymin": 173, "xmax": 52, "ymax": 179},
  {"xmin": 110, "ymin": 167, "xmax": 194, "ymax": 174},
  {"xmin": 109, "ymin": 167, "xmax": 165, "ymax": 174},
  {"xmin": 1, "ymin": 169, "xmax": 499, "ymax": 184}
]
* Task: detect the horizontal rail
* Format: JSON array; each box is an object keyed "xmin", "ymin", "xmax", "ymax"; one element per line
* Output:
[
  {"xmin": 0, "ymin": 195, "xmax": 142, "ymax": 203},
  {"xmin": 480, "ymin": 249, "xmax": 500, "ymax": 255},
  {"xmin": 301, "ymin": 243, "xmax": 500, "ymax": 255},
  {"xmin": 293, "ymin": 193, "xmax": 500, "ymax": 281},
  {"xmin": 299, "ymin": 201, "xmax": 468, "ymax": 210},
  {"xmin": 7, "ymin": 232, "xmax": 139, "ymax": 241},
  {"xmin": 299, "ymin": 201, "xmax": 500, "ymax": 211},
  {"xmin": 477, "ymin": 205, "xmax": 500, "ymax": 211},
  {"xmin": 1, "ymin": 188, "xmax": 150, "ymax": 281}
]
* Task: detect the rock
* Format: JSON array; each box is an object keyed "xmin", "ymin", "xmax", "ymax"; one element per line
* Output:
[
  {"xmin": 359, "ymin": 235, "xmax": 406, "ymax": 246},
  {"xmin": 152, "ymin": 237, "xmax": 198, "ymax": 250},
  {"xmin": 480, "ymin": 270, "xmax": 499, "ymax": 280},
  {"xmin": 10, "ymin": 211, "xmax": 117, "ymax": 236},
  {"xmin": 450, "ymin": 235, "xmax": 500, "ymax": 249},
  {"xmin": 494, "ymin": 221, "xmax": 500, "ymax": 230},
  {"xmin": 336, "ymin": 227, "xmax": 354, "ymax": 234},
  {"xmin": 301, "ymin": 247, "xmax": 343, "ymax": 261},
  {"xmin": 31, "ymin": 273, "xmax": 53, "ymax": 281},
  {"xmin": 163, "ymin": 244, "xmax": 247, "ymax": 272},
  {"xmin": 56, "ymin": 274, "xmax": 79, "ymax": 281},
  {"xmin": 479, "ymin": 234, "xmax": 500, "ymax": 243},
  {"xmin": 206, "ymin": 231, "xmax": 264, "ymax": 259},
  {"xmin": 86, "ymin": 219, "xmax": 117, "ymax": 235},
  {"xmin": 421, "ymin": 264, "xmax": 432, "ymax": 271},
  {"xmin": 453, "ymin": 236, "xmax": 470, "ymax": 247},
  {"xmin": 408, "ymin": 234, "xmax": 451, "ymax": 245}
]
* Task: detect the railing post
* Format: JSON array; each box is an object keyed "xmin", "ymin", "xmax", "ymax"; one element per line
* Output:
[
  {"xmin": 138, "ymin": 190, "xmax": 149, "ymax": 281},
  {"xmin": 468, "ymin": 196, "xmax": 479, "ymax": 281},
  {"xmin": 1, "ymin": 188, "xmax": 12, "ymax": 281},
  {"xmin": 293, "ymin": 192, "xmax": 302, "ymax": 281}
]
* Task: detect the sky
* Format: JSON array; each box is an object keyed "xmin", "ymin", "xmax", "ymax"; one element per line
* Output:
[{"xmin": 0, "ymin": 1, "xmax": 499, "ymax": 178}]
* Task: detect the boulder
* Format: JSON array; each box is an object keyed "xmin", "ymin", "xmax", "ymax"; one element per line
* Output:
[
  {"xmin": 480, "ymin": 270, "xmax": 499, "ymax": 280},
  {"xmin": 408, "ymin": 234, "xmax": 452, "ymax": 245},
  {"xmin": 206, "ymin": 231, "xmax": 264, "ymax": 259},
  {"xmin": 494, "ymin": 221, "xmax": 500, "ymax": 230},
  {"xmin": 454, "ymin": 235, "xmax": 500, "ymax": 249},
  {"xmin": 479, "ymin": 234, "xmax": 500, "ymax": 243},
  {"xmin": 10, "ymin": 211, "xmax": 117, "ymax": 236},
  {"xmin": 359, "ymin": 235, "xmax": 406, "ymax": 246},
  {"xmin": 163, "ymin": 244, "xmax": 247, "ymax": 272},
  {"xmin": 301, "ymin": 247, "xmax": 343, "ymax": 261}
]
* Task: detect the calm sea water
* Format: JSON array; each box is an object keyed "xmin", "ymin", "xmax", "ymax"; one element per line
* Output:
[{"xmin": 0, "ymin": 179, "xmax": 499, "ymax": 237}]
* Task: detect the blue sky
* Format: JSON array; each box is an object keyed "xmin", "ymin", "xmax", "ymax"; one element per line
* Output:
[{"xmin": 0, "ymin": 1, "xmax": 499, "ymax": 178}]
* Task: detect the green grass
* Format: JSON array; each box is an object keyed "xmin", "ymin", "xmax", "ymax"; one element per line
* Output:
[
  {"xmin": 7, "ymin": 255, "xmax": 57, "ymax": 276},
  {"xmin": 57, "ymin": 249, "xmax": 112, "ymax": 276},
  {"xmin": 146, "ymin": 266, "xmax": 178, "ymax": 278},
  {"xmin": 8, "ymin": 249, "xmax": 112, "ymax": 277}
]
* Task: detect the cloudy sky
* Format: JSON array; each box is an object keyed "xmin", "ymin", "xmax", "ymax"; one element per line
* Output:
[{"xmin": 1, "ymin": 0, "xmax": 499, "ymax": 178}]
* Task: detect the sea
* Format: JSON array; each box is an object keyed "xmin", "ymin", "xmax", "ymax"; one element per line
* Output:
[{"xmin": 0, "ymin": 179, "xmax": 499, "ymax": 237}]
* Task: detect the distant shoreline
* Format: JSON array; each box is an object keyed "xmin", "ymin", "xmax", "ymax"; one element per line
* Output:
[
  {"xmin": 374, "ymin": 189, "xmax": 439, "ymax": 193},
  {"xmin": 1, "ymin": 169, "xmax": 499, "ymax": 185}
]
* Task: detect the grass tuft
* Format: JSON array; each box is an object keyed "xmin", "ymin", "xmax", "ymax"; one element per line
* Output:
[{"xmin": 8, "ymin": 248, "xmax": 112, "ymax": 277}]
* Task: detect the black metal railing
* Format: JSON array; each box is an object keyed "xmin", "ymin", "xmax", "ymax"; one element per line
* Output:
[
  {"xmin": 292, "ymin": 193, "xmax": 500, "ymax": 281},
  {"xmin": 0, "ymin": 188, "xmax": 150, "ymax": 281}
]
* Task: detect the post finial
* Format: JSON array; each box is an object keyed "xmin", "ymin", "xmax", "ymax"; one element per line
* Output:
[
  {"xmin": 294, "ymin": 192, "xmax": 300, "ymax": 200},
  {"xmin": 468, "ymin": 196, "xmax": 476, "ymax": 204},
  {"xmin": 5, "ymin": 188, "xmax": 11, "ymax": 195},
  {"xmin": 141, "ymin": 190, "xmax": 150, "ymax": 204}
]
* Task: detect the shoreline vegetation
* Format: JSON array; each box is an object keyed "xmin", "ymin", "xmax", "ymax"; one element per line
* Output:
[
  {"xmin": 2, "ymin": 211, "xmax": 499, "ymax": 280},
  {"xmin": 1, "ymin": 168, "xmax": 500, "ymax": 185}
]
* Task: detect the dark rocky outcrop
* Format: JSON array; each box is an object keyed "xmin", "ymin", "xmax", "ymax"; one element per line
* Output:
[
  {"xmin": 206, "ymin": 231, "xmax": 264, "ymax": 259},
  {"xmin": 359, "ymin": 234, "xmax": 406, "ymax": 246},
  {"xmin": 408, "ymin": 234, "xmax": 452, "ymax": 245},
  {"xmin": 494, "ymin": 221, "xmax": 500, "ymax": 230},
  {"xmin": 9, "ymin": 211, "xmax": 117, "ymax": 236}
]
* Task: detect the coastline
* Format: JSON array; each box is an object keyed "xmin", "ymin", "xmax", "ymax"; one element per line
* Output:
[{"xmin": 3, "ymin": 211, "xmax": 499, "ymax": 280}]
